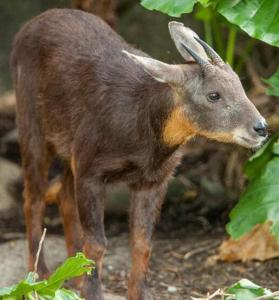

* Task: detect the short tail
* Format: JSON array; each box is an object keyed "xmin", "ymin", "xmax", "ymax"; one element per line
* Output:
[{"xmin": 44, "ymin": 176, "xmax": 62, "ymax": 204}]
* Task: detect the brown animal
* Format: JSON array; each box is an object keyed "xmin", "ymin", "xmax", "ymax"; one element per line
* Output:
[{"xmin": 11, "ymin": 9, "xmax": 267, "ymax": 300}]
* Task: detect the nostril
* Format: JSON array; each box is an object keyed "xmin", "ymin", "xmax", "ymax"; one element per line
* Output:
[{"xmin": 253, "ymin": 122, "xmax": 268, "ymax": 137}]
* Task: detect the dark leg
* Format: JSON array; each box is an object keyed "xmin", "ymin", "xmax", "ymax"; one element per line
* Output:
[
  {"xmin": 75, "ymin": 174, "xmax": 107, "ymax": 300},
  {"xmin": 58, "ymin": 169, "xmax": 83, "ymax": 257},
  {"xmin": 21, "ymin": 139, "xmax": 52, "ymax": 278},
  {"xmin": 128, "ymin": 183, "xmax": 167, "ymax": 300}
]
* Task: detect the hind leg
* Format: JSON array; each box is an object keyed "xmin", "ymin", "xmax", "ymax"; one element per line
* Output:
[
  {"xmin": 53, "ymin": 168, "xmax": 84, "ymax": 289},
  {"xmin": 58, "ymin": 168, "xmax": 83, "ymax": 257},
  {"xmin": 21, "ymin": 137, "xmax": 52, "ymax": 277}
]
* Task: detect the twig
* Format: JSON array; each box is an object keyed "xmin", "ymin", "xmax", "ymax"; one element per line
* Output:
[
  {"xmin": 184, "ymin": 241, "xmax": 220, "ymax": 260},
  {"xmin": 33, "ymin": 228, "xmax": 47, "ymax": 300},
  {"xmin": 255, "ymin": 291, "xmax": 279, "ymax": 300},
  {"xmin": 191, "ymin": 289, "xmax": 233, "ymax": 300},
  {"xmin": 34, "ymin": 228, "xmax": 47, "ymax": 274}
]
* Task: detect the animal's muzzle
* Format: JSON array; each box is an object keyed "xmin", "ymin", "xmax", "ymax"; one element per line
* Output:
[{"xmin": 253, "ymin": 120, "xmax": 268, "ymax": 138}]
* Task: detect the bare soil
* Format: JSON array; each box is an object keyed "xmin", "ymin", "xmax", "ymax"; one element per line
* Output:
[{"xmin": 104, "ymin": 230, "xmax": 279, "ymax": 299}]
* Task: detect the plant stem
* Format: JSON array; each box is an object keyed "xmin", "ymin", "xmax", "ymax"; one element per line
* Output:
[
  {"xmin": 204, "ymin": 20, "xmax": 213, "ymax": 46},
  {"xmin": 226, "ymin": 27, "xmax": 237, "ymax": 67},
  {"xmin": 211, "ymin": 17, "xmax": 225, "ymax": 58},
  {"xmin": 235, "ymin": 39, "xmax": 256, "ymax": 74}
]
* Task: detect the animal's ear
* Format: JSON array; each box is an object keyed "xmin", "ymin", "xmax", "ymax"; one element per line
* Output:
[
  {"xmin": 122, "ymin": 50, "xmax": 184, "ymax": 85},
  {"xmin": 168, "ymin": 21, "xmax": 208, "ymax": 62}
]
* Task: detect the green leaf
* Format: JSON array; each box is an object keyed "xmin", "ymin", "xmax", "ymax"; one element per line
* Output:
[
  {"xmin": 0, "ymin": 285, "xmax": 17, "ymax": 296},
  {"xmin": 227, "ymin": 156, "xmax": 279, "ymax": 240},
  {"xmin": 40, "ymin": 253, "xmax": 94, "ymax": 296},
  {"xmin": 273, "ymin": 138, "xmax": 279, "ymax": 155},
  {"xmin": 235, "ymin": 289, "xmax": 259, "ymax": 300},
  {"xmin": 226, "ymin": 279, "xmax": 274, "ymax": 300},
  {"xmin": 244, "ymin": 134, "xmax": 279, "ymax": 179},
  {"xmin": 265, "ymin": 67, "xmax": 279, "ymax": 96},
  {"xmin": 140, "ymin": 0, "xmax": 279, "ymax": 47},
  {"xmin": 217, "ymin": 0, "xmax": 279, "ymax": 47},
  {"xmin": 53, "ymin": 289, "xmax": 84, "ymax": 300},
  {"xmin": 0, "ymin": 253, "xmax": 94, "ymax": 299},
  {"xmin": 228, "ymin": 279, "xmax": 265, "ymax": 294},
  {"xmin": 141, "ymin": 0, "xmax": 197, "ymax": 17},
  {"xmin": 0, "ymin": 277, "xmax": 47, "ymax": 297},
  {"xmin": 195, "ymin": 5, "xmax": 214, "ymax": 22}
]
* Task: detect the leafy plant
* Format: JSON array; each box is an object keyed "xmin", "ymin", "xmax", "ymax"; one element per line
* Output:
[
  {"xmin": 141, "ymin": 0, "xmax": 279, "ymax": 86},
  {"xmin": 192, "ymin": 278, "xmax": 279, "ymax": 300},
  {"xmin": 141, "ymin": 0, "xmax": 279, "ymax": 46},
  {"xmin": 265, "ymin": 67, "xmax": 279, "ymax": 96},
  {"xmin": 227, "ymin": 134, "xmax": 279, "ymax": 240},
  {"xmin": 140, "ymin": 0, "xmax": 279, "ymax": 241},
  {"xmin": 0, "ymin": 253, "xmax": 95, "ymax": 300}
]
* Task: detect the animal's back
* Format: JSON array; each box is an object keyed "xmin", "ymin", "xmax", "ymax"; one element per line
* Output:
[
  {"xmin": 11, "ymin": 9, "xmax": 132, "ymax": 77},
  {"xmin": 11, "ymin": 9, "xmax": 147, "ymax": 160}
]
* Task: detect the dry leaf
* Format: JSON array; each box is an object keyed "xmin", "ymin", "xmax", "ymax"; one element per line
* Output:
[{"xmin": 218, "ymin": 222, "xmax": 279, "ymax": 262}]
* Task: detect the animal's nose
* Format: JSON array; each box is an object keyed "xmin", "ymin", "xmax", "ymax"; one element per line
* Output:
[{"xmin": 253, "ymin": 121, "xmax": 268, "ymax": 137}]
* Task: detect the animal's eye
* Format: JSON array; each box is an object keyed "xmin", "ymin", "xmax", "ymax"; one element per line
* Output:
[{"xmin": 207, "ymin": 92, "xmax": 220, "ymax": 102}]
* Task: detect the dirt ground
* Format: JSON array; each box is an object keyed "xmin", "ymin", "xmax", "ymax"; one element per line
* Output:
[
  {"xmin": 105, "ymin": 230, "xmax": 279, "ymax": 299},
  {"xmin": 1, "ymin": 221, "xmax": 278, "ymax": 300}
]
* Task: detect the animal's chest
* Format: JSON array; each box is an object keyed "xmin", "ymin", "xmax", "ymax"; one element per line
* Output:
[{"xmin": 103, "ymin": 150, "xmax": 183, "ymax": 188}]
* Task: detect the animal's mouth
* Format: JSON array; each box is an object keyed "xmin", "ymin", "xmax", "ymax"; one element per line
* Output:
[{"xmin": 237, "ymin": 135, "xmax": 266, "ymax": 149}]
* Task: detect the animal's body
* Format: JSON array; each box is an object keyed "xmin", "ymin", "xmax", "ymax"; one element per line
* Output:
[{"xmin": 11, "ymin": 9, "xmax": 267, "ymax": 300}]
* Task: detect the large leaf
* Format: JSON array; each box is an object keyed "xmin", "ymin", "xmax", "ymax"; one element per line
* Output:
[
  {"xmin": 140, "ymin": 0, "xmax": 279, "ymax": 47},
  {"xmin": 0, "ymin": 278, "xmax": 47, "ymax": 297},
  {"xmin": 141, "ymin": 0, "xmax": 197, "ymax": 17},
  {"xmin": 227, "ymin": 152, "xmax": 279, "ymax": 240},
  {"xmin": 265, "ymin": 67, "xmax": 279, "ymax": 96},
  {"xmin": 244, "ymin": 134, "xmax": 279, "ymax": 179},
  {"xmin": 217, "ymin": 0, "xmax": 279, "ymax": 47},
  {"xmin": 0, "ymin": 253, "xmax": 94, "ymax": 300}
]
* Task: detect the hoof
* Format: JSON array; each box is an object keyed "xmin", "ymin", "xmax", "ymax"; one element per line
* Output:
[
  {"xmin": 81, "ymin": 274, "xmax": 105, "ymax": 300},
  {"xmin": 35, "ymin": 262, "xmax": 50, "ymax": 280},
  {"xmin": 128, "ymin": 282, "xmax": 153, "ymax": 300}
]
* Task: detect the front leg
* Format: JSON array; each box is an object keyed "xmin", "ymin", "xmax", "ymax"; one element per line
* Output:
[
  {"xmin": 75, "ymin": 173, "xmax": 107, "ymax": 300},
  {"xmin": 128, "ymin": 183, "xmax": 167, "ymax": 300}
]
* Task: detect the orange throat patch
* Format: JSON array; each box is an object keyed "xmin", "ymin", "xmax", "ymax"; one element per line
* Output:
[{"xmin": 162, "ymin": 106, "xmax": 197, "ymax": 146}]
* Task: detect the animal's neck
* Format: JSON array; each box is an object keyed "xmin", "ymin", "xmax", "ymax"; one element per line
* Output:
[
  {"xmin": 137, "ymin": 78, "xmax": 197, "ymax": 157},
  {"xmin": 162, "ymin": 105, "xmax": 197, "ymax": 146},
  {"xmin": 143, "ymin": 80, "xmax": 197, "ymax": 147}
]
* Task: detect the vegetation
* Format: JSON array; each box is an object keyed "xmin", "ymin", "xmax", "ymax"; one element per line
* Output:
[
  {"xmin": 192, "ymin": 279, "xmax": 279, "ymax": 300},
  {"xmin": 141, "ymin": 0, "xmax": 279, "ymax": 240},
  {"xmin": 193, "ymin": 279, "xmax": 279, "ymax": 300},
  {"xmin": 0, "ymin": 253, "xmax": 94, "ymax": 300}
]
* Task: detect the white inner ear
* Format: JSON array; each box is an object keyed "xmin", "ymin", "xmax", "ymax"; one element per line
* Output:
[{"xmin": 122, "ymin": 50, "xmax": 183, "ymax": 84}]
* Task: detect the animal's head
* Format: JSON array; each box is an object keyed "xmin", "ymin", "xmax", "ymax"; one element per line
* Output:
[{"xmin": 123, "ymin": 22, "xmax": 268, "ymax": 149}]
